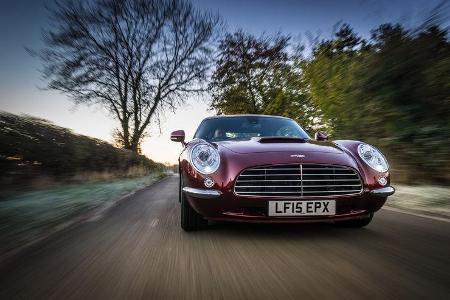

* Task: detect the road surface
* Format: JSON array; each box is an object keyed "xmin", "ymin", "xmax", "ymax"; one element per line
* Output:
[{"xmin": 0, "ymin": 176, "xmax": 449, "ymax": 299}]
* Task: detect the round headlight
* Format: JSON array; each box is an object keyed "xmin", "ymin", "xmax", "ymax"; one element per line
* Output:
[
  {"xmin": 190, "ymin": 143, "xmax": 220, "ymax": 174},
  {"xmin": 357, "ymin": 143, "xmax": 389, "ymax": 173}
]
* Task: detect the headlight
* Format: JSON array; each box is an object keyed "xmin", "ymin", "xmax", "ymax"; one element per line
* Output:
[
  {"xmin": 190, "ymin": 143, "xmax": 220, "ymax": 174},
  {"xmin": 357, "ymin": 143, "xmax": 389, "ymax": 172}
]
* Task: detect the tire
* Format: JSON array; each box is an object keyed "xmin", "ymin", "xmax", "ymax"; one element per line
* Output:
[
  {"xmin": 180, "ymin": 176, "xmax": 208, "ymax": 231},
  {"xmin": 336, "ymin": 213, "xmax": 374, "ymax": 228},
  {"xmin": 178, "ymin": 173, "xmax": 182, "ymax": 203}
]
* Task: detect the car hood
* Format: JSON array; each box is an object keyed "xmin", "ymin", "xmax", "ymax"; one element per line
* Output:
[{"xmin": 216, "ymin": 139, "xmax": 343, "ymax": 155}]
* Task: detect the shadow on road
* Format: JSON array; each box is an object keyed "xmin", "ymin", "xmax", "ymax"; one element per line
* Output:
[{"xmin": 198, "ymin": 221, "xmax": 384, "ymax": 241}]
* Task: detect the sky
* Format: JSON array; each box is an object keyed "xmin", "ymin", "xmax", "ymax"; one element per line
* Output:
[{"xmin": 0, "ymin": 0, "xmax": 442, "ymax": 164}]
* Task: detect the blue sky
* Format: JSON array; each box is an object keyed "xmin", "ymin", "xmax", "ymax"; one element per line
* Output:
[
  {"xmin": 0, "ymin": 0, "xmax": 443, "ymax": 163},
  {"xmin": 193, "ymin": 0, "xmax": 438, "ymax": 36}
]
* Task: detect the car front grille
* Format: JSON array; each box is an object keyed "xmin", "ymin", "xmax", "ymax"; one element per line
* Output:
[{"xmin": 234, "ymin": 164, "xmax": 363, "ymax": 197}]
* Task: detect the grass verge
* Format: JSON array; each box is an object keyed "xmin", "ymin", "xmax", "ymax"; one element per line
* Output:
[
  {"xmin": 0, "ymin": 173, "xmax": 167, "ymax": 256},
  {"xmin": 386, "ymin": 184, "xmax": 450, "ymax": 219}
]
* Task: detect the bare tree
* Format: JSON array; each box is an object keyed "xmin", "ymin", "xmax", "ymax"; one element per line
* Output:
[{"xmin": 33, "ymin": 0, "xmax": 220, "ymax": 152}]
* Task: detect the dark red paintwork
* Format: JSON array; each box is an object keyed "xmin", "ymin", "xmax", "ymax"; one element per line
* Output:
[{"xmin": 173, "ymin": 118, "xmax": 390, "ymax": 224}]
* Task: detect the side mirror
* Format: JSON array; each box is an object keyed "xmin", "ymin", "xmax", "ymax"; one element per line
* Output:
[
  {"xmin": 170, "ymin": 130, "xmax": 186, "ymax": 145},
  {"xmin": 315, "ymin": 131, "xmax": 328, "ymax": 141}
]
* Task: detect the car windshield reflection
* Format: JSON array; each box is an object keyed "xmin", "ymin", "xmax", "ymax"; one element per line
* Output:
[{"xmin": 194, "ymin": 116, "xmax": 310, "ymax": 141}]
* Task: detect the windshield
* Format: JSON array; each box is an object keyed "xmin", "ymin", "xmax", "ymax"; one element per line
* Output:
[{"xmin": 194, "ymin": 116, "xmax": 310, "ymax": 141}]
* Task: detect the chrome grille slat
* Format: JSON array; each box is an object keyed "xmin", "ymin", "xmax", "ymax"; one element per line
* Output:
[
  {"xmin": 301, "ymin": 174, "xmax": 356, "ymax": 176},
  {"xmin": 249, "ymin": 168, "xmax": 303, "ymax": 171},
  {"xmin": 236, "ymin": 186, "xmax": 304, "ymax": 188},
  {"xmin": 297, "ymin": 184, "xmax": 361, "ymax": 187},
  {"xmin": 234, "ymin": 164, "xmax": 363, "ymax": 197},
  {"xmin": 302, "ymin": 190, "xmax": 361, "ymax": 193},
  {"xmin": 238, "ymin": 174, "xmax": 300, "ymax": 177},
  {"xmin": 237, "ymin": 179, "xmax": 303, "ymax": 182},
  {"xmin": 303, "ymin": 168, "xmax": 354, "ymax": 170},
  {"xmin": 302, "ymin": 179, "xmax": 361, "ymax": 182}
]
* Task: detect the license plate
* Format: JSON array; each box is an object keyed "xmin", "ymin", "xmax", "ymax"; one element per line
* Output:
[{"xmin": 268, "ymin": 200, "xmax": 335, "ymax": 216}]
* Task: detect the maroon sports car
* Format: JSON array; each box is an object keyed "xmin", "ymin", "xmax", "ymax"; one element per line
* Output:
[{"xmin": 171, "ymin": 115, "xmax": 394, "ymax": 231}]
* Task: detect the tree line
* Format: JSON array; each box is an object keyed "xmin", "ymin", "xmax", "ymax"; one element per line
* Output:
[
  {"xmin": 209, "ymin": 21, "xmax": 450, "ymax": 184},
  {"xmin": 33, "ymin": 0, "xmax": 449, "ymax": 184}
]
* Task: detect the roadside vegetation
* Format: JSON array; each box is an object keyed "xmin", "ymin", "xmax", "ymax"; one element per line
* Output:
[
  {"xmin": 388, "ymin": 185, "xmax": 450, "ymax": 218},
  {"xmin": 0, "ymin": 111, "xmax": 166, "ymax": 191},
  {"xmin": 210, "ymin": 9, "xmax": 450, "ymax": 185}
]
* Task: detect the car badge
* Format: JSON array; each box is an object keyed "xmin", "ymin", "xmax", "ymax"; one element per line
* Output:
[{"xmin": 290, "ymin": 154, "xmax": 305, "ymax": 158}]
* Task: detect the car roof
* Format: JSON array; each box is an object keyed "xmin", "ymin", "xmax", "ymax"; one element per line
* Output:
[{"xmin": 203, "ymin": 114, "xmax": 292, "ymax": 121}]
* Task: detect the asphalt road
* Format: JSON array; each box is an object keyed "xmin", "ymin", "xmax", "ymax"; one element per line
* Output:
[{"xmin": 0, "ymin": 176, "xmax": 449, "ymax": 300}]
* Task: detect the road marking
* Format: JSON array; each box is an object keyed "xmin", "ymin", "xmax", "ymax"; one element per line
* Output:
[
  {"xmin": 382, "ymin": 206, "xmax": 450, "ymax": 223},
  {"xmin": 149, "ymin": 218, "xmax": 159, "ymax": 228}
]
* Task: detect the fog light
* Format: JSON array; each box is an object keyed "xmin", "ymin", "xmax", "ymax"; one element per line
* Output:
[
  {"xmin": 204, "ymin": 177, "xmax": 214, "ymax": 188},
  {"xmin": 378, "ymin": 177, "xmax": 387, "ymax": 186}
]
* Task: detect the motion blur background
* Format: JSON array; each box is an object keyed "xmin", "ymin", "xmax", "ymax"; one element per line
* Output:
[{"xmin": 0, "ymin": 0, "xmax": 449, "ymax": 258}]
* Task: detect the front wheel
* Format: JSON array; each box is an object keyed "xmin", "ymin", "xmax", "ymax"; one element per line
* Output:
[
  {"xmin": 335, "ymin": 213, "xmax": 374, "ymax": 228},
  {"xmin": 180, "ymin": 176, "xmax": 207, "ymax": 231}
]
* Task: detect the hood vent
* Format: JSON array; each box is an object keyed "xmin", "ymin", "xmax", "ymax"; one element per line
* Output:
[{"xmin": 253, "ymin": 137, "xmax": 307, "ymax": 143}]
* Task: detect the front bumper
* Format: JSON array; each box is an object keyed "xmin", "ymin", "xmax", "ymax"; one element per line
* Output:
[
  {"xmin": 184, "ymin": 186, "xmax": 395, "ymax": 199},
  {"xmin": 182, "ymin": 185, "xmax": 395, "ymax": 223},
  {"xmin": 182, "ymin": 187, "xmax": 222, "ymax": 199},
  {"xmin": 370, "ymin": 186, "xmax": 395, "ymax": 197}
]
